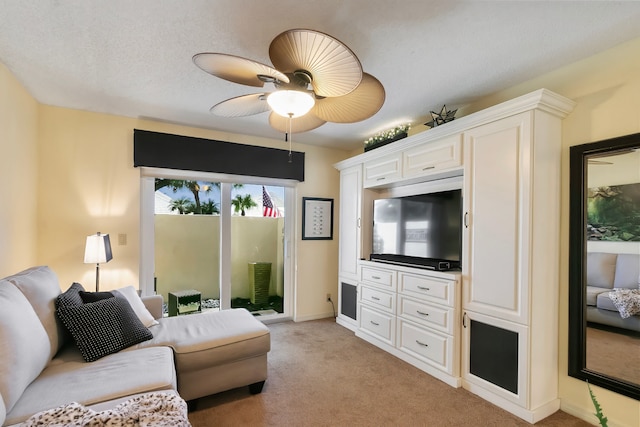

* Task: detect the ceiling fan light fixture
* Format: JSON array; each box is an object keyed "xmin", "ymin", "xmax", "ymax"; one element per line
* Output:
[{"xmin": 267, "ymin": 90, "xmax": 315, "ymax": 118}]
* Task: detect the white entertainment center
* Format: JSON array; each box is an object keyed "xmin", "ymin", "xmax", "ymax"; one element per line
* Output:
[{"xmin": 334, "ymin": 89, "xmax": 575, "ymax": 423}]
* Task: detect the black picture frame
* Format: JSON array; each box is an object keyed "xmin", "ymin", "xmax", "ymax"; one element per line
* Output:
[{"xmin": 302, "ymin": 197, "xmax": 334, "ymax": 240}]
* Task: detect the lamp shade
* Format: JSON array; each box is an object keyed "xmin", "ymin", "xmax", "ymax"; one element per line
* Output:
[
  {"xmin": 267, "ymin": 90, "xmax": 315, "ymax": 118},
  {"xmin": 84, "ymin": 232, "xmax": 113, "ymax": 264}
]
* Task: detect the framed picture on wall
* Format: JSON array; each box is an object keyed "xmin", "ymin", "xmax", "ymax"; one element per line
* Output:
[
  {"xmin": 587, "ymin": 183, "xmax": 640, "ymax": 241},
  {"xmin": 302, "ymin": 197, "xmax": 334, "ymax": 240}
]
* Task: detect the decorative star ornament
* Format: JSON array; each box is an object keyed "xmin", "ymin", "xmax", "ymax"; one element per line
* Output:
[{"xmin": 424, "ymin": 105, "xmax": 457, "ymax": 128}]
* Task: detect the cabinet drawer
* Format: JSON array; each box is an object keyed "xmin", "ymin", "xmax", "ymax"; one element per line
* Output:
[
  {"xmin": 363, "ymin": 153, "xmax": 402, "ymax": 188},
  {"xmin": 359, "ymin": 305, "xmax": 395, "ymax": 346},
  {"xmin": 399, "ymin": 273, "xmax": 455, "ymax": 306},
  {"xmin": 360, "ymin": 285, "xmax": 395, "ymax": 313},
  {"xmin": 402, "ymin": 134, "xmax": 462, "ymax": 179},
  {"xmin": 398, "ymin": 296, "xmax": 454, "ymax": 334},
  {"xmin": 397, "ymin": 319, "xmax": 453, "ymax": 373},
  {"xmin": 361, "ymin": 266, "xmax": 396, "ymax": 290}
]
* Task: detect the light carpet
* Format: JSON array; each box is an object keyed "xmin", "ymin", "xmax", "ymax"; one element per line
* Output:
[{"xmin": 189, "ymin": 318, "xmax": 590, "ymax": 426}]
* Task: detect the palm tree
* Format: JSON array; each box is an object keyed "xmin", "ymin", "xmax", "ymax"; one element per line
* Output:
[
  {"xmin": 201, "ymin": 200, "xmax": 220, "ymax": 215},
  {"xmin": 156, "ymin": 179, "xmax": 214, "ymax": 214},
  {"xmin": 231, "ymin": 194, "xmax": 257, "ymax": 216},
  {"xmin": 169, "ymin": 197, "xmax": 194, "ymax": 214}
]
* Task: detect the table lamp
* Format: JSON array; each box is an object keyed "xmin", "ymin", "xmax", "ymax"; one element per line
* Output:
[{"xmin": 84, "ymin": 232, "xmax": 113, "ymax": 291}]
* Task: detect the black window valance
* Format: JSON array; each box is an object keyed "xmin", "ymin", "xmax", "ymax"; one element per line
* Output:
[{"xmin": 133, "ymin": 129, "xmax": 305, "ymax": 182}]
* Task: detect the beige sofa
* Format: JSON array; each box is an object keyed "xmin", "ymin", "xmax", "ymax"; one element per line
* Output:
[
  {"xmin": 0, "ymin": 266, "xmax": 270, "ymax": 426},
  {"xmin": 586, "ymin": 252, "xmax": 640, "ymax": 332}
]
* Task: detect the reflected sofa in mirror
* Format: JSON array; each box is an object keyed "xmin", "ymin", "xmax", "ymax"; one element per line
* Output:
[{"xmin": 569, "ymin": 132, "xmax": 640, "ymax": 400}]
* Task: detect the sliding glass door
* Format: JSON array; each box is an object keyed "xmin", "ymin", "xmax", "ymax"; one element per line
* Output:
[
  {"xmin": 140, "ymin": 169, "xmax": 295, "ymax": 321},
  {"xmin": 230, "ymin": 184, "xmax": 286, "ymax": 316},
  {"xmin": 153, "ymin": 179, "xmax": 222, "ymax": 311}
]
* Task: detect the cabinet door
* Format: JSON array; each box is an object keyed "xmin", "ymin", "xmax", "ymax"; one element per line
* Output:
[
  {"xmin": 402, "ymin": 134, "xmax": 462, "ymax": 179},
  {"xmin": 336, "ymin": 277, "xmax": 358, "ymax": 331},
  {"xmin": 461, "ymin": 310, "xmax": 528, "ymax": 407},
  {"xmin": 363, "ymin": 153, "xmax": 402, "ymax": 188},
  {"xmin": 462, "ymin": 113, "xmax": 531, "ymax": 324},
  {"xmin": 338, "ymin": 166, "xmax": 362, "ymax": 280}
]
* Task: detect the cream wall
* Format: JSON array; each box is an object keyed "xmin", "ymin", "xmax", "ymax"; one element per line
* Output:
[
  {"xmin": 1, "ymin": 65, "xmax": 347, "ymax": 320},
  {"xmin": 461, "ymin": 37, "xmax": 640, "ymax": 427},
  {"xmin": 0, "ymin": 64, "xmax": 39, "ymax": 276}
]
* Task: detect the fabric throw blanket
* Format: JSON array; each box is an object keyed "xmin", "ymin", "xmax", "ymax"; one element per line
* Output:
[
  {"xmin": 608, "ymin": 289, "xmax": 640, "ymax": 319},
  {"xmin": 23, "ymin": 392, "xmax": 191, "ymax": 427}
]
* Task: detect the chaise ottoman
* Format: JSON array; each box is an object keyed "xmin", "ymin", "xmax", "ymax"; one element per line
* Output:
[{"xmin": 134, "ymin": 307, "xmax": 271, "ymax": 401}]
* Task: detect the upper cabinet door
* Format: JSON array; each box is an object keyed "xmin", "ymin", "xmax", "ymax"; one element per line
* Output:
[
  {"xmin": 363, "ymin": 152, "xmax": 402, "ymax": 188},
  {"xmin": 462, "ymin": 112, "xmax": 532, "ymax": 325},
  {"xmin": 338, "ymin": 165, "xmax": 362, "ymax": 279},
  {"xmin": 402, "ymin": 134, "xmax": 462, "ymax": 179}
]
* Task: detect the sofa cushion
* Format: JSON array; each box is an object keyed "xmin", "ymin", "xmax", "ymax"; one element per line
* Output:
[
  {"xmin": 79, "ymin": 290, "xmax": 114, "ymax": 303},
  {"xmin": 613, "ymin": 253, "xmax": 640, "ymax": 289},
  {"xmin": 4, "ymin": 346, "xmax": 176, "ymax": 426},
  {"xmin": 0, "ymin": 390, "xmax": 5, "ymax": 427},
  {"xmin": 587, "ymin": 252, "xmax": 617, "ymax": 288},
  {"xmin": 0, "ymin": 282, "xmax": 51, "ymax": 413},
  {"xmin": 136, "ymin": 308, "xmax": 270, "ymax": 372},
  {"xmin": 596, "ymin": 292, "xmax": 618, "ymax": 312},
  {"xmin": 56, "ymin": 282, "xmax": 84, "ymax": 308},
  {"xmin": 5, "ymin": 266, "xmax": 65, "ymax": 359},
  {"xmin": 586, "ymin": 286, "xmax": 606, "ymax": 307},
  {"xmin": 79, "ymin": 286, "xmax": 159, "ymax": 327},
  {"xmin": 56, "ymin": 284, "xmax": 153, "ymax": 362},
  {"xmin": 113, "ymin": 286, "xmax": 159, "ymax": 327}
]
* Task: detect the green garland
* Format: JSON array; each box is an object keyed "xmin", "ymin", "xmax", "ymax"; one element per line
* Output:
[{"xmin": 364, "ymin": 124, "xmax": 410, "ymax": 147}]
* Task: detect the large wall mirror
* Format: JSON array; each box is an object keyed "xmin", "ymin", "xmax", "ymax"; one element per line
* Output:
[{"xmin": 568, "ymin": 133, "xmax": 640, "ymax": 400}]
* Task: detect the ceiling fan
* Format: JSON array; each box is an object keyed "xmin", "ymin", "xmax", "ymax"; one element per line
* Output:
[{"xmin": 193, "ymin": 29, "xmax": 385, "ymax": 135}]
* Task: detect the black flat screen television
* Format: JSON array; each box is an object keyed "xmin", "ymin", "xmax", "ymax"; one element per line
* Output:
[{"xmin": 371, "ymin": 189, "xmax": 462, "ymax": 270}]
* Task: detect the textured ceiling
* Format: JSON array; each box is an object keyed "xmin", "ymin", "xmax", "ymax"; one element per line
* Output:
[{"xmin": 1, "ymin": 1, "xmax": 640, "ymax": 151}]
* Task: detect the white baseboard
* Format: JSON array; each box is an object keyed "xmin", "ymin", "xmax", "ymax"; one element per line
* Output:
[
  {"xmin": 293, "ymin": 312, "xmax": 336, "ymax": 322},
  {"xmin": 462, "ymin": 380, "xmax": 560, "ymax": 423}
]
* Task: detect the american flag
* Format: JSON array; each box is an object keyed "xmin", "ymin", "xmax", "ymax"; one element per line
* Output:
[{"xmin": 262, "ymin": 186, "xmax": 281, "ymax": 217}]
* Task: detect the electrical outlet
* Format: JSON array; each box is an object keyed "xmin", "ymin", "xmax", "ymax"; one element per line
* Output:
[{"xmin": 326, "ymin": 293, "xmax": 332, "ymax": 302}]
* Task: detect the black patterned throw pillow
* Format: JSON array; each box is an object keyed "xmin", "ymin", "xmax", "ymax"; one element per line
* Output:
[{"xmin": 56, "ymin": 283, "xmax": 153, "ymax": 362}]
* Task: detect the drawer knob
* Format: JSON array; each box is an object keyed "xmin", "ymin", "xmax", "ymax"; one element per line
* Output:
[
  {"xmin": 371, "ymin": 296, "xmax": 380, "ymax": 301},
  {"xmin": 417, "ymin": 286, "xmax": 431, "ymax": 291},
  {"xmin": 416, "ymin": 340, "xmax": 429, "ymax": 347},
  {"xmin": 422, "ymin": 165, "xmax": 436, "ymax": 171},
  {"xmin": 416, "ymin": 310, "xmax": 429, "ymax": 316},
  {"xmin": 371, "ymin": 276, "xmax": 381, "ymax": 280},
  {"xmin": 370, "ymin": 320, "xmax": 380, "ymax": 326}
]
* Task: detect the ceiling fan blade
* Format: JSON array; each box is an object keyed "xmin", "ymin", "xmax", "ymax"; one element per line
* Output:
[
  {"xmin": 268, "ymin": 112, "xmax": 326, "ymax": 133},
  {"xmin": 312, "ymin": 73, "xmax": 385, "ymax": 123},
  {"xmin": 269, "ymin": 29, "xmax": 362, "ymax": 97},
  {"xmin": 193, "ymin": 53, "xmax": 289, "ymax": 87},
  {"xmin": 210, "ymin": 93, "xmax": 271, "ymax": 117}
]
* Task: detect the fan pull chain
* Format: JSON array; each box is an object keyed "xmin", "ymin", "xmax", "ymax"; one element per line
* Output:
[{"xmin": 287, "ymin": 113, "xmax": 293, "ymax": 163}]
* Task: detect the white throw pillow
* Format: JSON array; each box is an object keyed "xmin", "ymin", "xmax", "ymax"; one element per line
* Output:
[
  {"xmin": 7, "ymin": 266, "xmax": 65, "ymax": 359},
  {"xmin": 0, "ymin": 389, "xmax": 6, "ymax": 426},
  {"xmin": 113, "ymin": 286, "xmax": 159, "ymax": 327},
  {"xmin": 0, "ymin": 282, "xmax": 51, "ymax": 412}
]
